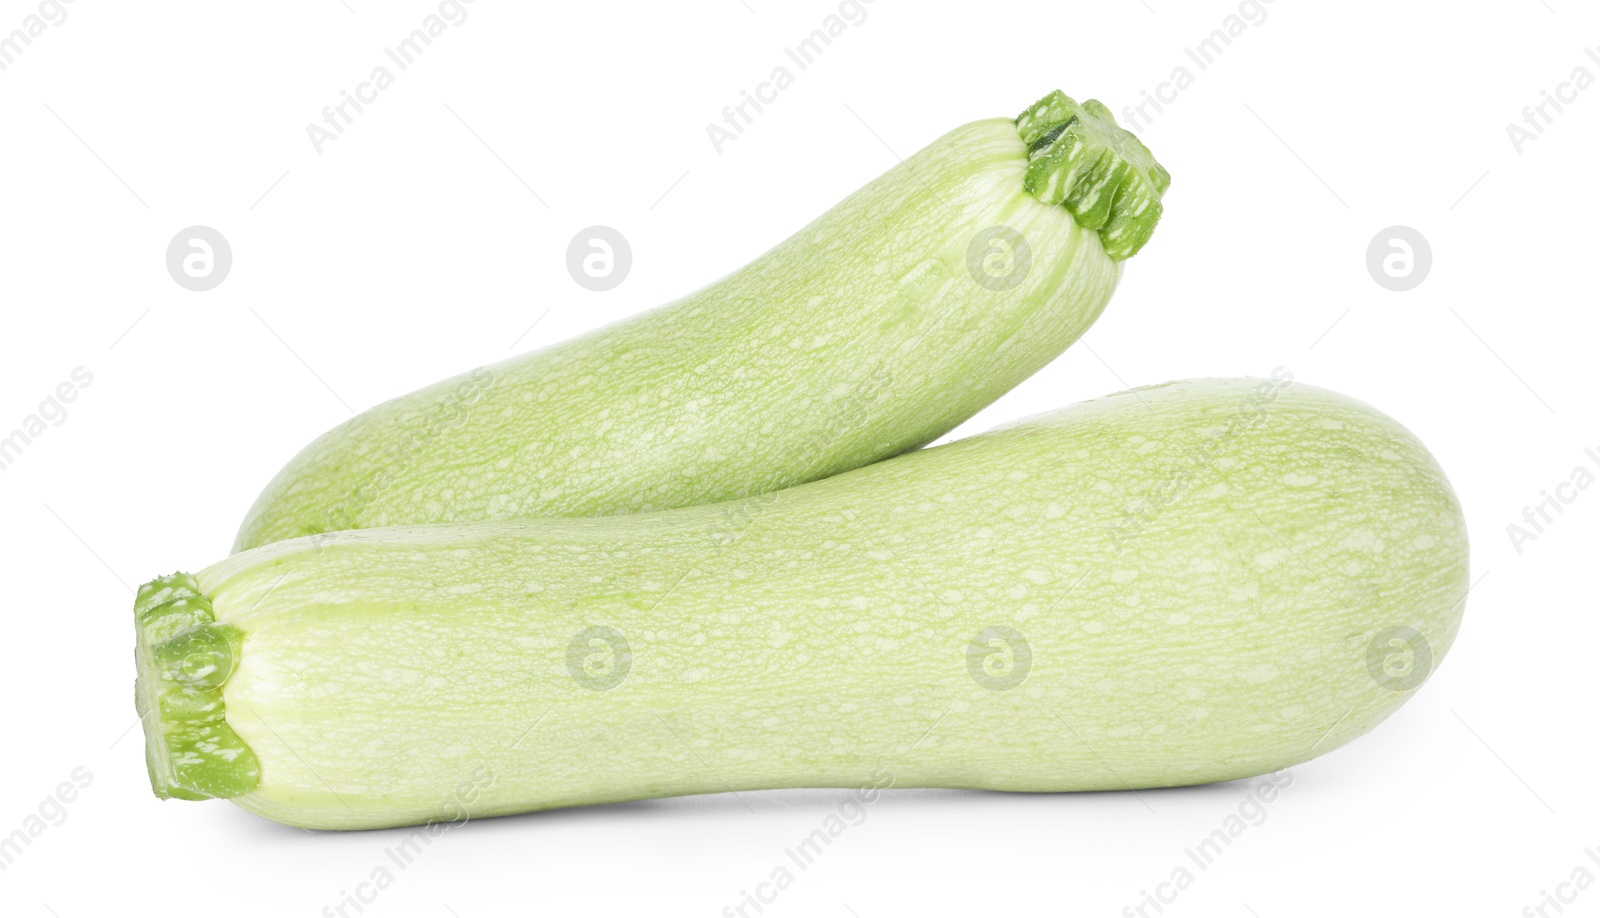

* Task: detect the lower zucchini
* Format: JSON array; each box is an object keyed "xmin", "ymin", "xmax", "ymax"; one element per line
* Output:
[{"xmin": 136, "ymin": 377, "xmax": 1469, "ymax": 829}]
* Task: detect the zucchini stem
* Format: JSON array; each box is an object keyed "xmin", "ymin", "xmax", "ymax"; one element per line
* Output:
[
  {"xmin": 1015, "ymin": 90, "xmax": 1170, "ymax": 260},
  {"xmin": 134, "ymin": 572, "xmax": 260, "ymax": 800}
]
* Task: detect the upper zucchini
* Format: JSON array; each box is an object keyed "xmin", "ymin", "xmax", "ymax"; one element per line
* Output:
[{"xmin": 233, "ymin": 90, "xmax": 1167, "ymax": 552}]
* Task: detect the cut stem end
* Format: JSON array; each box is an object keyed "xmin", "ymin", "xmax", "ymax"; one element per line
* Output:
[
  {"xmin": 1016, "ymin": 90, "xmax": 1170, "ymax": 260},
  {"xmin": 134, "ymin": 572, "xmax": 260, "ymax": 801}
]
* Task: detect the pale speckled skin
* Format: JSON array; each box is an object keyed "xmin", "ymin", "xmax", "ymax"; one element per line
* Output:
[
  {"xmin": 233, "ymin": 117, "xmax": 1124, "ymax": 552},
  {"xmin": 199, "ymin": 378, "xmax": 1468, "ymax": 829}
]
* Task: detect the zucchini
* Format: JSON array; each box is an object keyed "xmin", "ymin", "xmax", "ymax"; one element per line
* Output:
[
  {"xmin": 137, "ymin": 377, "xmax": 1469, "ymax": 829},
  {"xmin": 233, "ymin": 90, "xmax": 1169, "ymax": 551}
]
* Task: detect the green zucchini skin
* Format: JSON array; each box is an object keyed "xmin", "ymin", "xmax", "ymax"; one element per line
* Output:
[
  {"xmin": 145, "ymin": 377, "xmax": 1468, "ymax": 829},
  {"xmin": 234, "ymin": 98, "xmax": 1161, "ymax": 551}
]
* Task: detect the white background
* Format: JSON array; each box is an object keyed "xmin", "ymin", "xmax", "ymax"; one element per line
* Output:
[{"xmin": 1, "ymin": 0, "xmax": 1596, "ymax": 915}]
